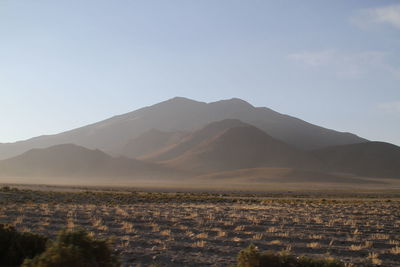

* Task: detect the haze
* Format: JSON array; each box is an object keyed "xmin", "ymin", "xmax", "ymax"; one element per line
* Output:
[{"xmin": 0, "ymin": 0, "xmax": 399, "ymax": 145}]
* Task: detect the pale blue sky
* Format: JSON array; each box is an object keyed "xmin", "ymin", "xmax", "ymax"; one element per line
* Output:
[{"xmin": 1, "ymin": 0, "xmax": 399, "ymax": 145}]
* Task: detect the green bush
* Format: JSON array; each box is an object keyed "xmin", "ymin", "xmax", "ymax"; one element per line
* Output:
[
  {"xmin": 0, "ymin": 224, "xmax": 48, "ymax": 266},
  {"xmin": 22, "ymin": 229, "xmax": 120, "ymax": 267},
  {"xmin": 237, "ymin": 244, "xmax": 345, "ymax": 267}
]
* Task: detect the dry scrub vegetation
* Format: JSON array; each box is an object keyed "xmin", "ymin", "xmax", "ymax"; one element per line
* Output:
[{"xmin": 0, "ymin": 187, "xmax": 399, "ymax": 266}]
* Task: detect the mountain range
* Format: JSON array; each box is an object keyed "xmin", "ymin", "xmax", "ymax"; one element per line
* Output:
[
  {"xmin": 0, "ymin": 97, "xmax": 399, "ymax": 185},
  {"xmin": 0, "ymin": 97, "xmax": 366, "ymax": 160}
]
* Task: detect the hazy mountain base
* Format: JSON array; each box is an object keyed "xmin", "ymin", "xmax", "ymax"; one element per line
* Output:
[{"xmin": 1, "ymin": 170, "xmax": 399, "ymax": 192}]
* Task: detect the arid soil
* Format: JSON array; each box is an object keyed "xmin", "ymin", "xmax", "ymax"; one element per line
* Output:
[{"xmin": 1, "ymin": 187, "xmax": 399, "ymax": 266}]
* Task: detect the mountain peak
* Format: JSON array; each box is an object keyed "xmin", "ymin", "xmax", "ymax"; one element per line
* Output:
[
  {"xmin": 227, "ymin": 97, "xmax": 251, "ymax": 104},
  {"xmin": 210, "ymin": 98, "xmax": 254, "ymax": 108},
  {"xmin": 162, "ymin": 97, "xmax": 253, "ymax": 108},
  {"xmin": 165, "ymin": 96, "xmax": 204, "ymax": 104}
]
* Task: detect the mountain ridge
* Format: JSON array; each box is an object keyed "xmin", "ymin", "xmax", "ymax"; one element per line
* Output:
[
  {"xmin": 164, "ymin": 124, "xmax": 324, "ymax": 173},
  {"xmin": 313, "ymin": 141, "xmax": 400, "ymax": 178},
  {"xmin": 0, "ymin": 144, "xmax": 187, "ymax": 179}
]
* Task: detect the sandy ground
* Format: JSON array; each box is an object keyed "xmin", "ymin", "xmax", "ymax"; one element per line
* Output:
[{"xmin": 1, "ymin": 187, "xmax": 400, "ymax": 266}]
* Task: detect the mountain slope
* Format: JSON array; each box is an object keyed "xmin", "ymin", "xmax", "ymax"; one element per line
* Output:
[
  {"xmin": 164, "ymin": 125, "xmax": 323, "ymax": 173},
  {"xmin": 121, "ymin": 129, "xmax": 187, "ymax": 159},
  {"xmin": 0, "ymin": 97, "xmax": 366, "ymax": 160},
  {"xmin": 142, "ymin": 119, "xmax": 249, "ymax": 161},
  {"xmin": 0, "ymin": 144, "xmax": 184, "ymax": 178},
  {"xmin": 313, "ymin": 142, "xmax": 400, "ymax": 178}
]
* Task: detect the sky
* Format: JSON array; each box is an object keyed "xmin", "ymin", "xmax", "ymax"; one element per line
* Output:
[{"xmin": 0, "ymin": 0, "xmax": 399, "ymax": 145}]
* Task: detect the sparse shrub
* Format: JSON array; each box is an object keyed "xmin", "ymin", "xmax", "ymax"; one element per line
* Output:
[
  {"xmin": 1, "ymin": 185, "xmax": 11, "ymax": 191},
  {"xmin": 237, "ymin": 244, "xmax": 263, "ymax": 267},
  {"xmin": 22, "ymin": 229, "xmax": 120, "ymax": 267},
  {"xmin": 237, "ymin": 244, "xmax": 345, "ymax": 267},
  {"xmin": 0, "ymin": 224, "xmax": 48, "ymax": 266}
]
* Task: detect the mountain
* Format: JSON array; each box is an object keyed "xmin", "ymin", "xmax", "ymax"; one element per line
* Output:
[
  {"xmin": 163, "ymin": 124, "xmax": 323, "ymax": 173},
  {"xmin": 0, "ymin": 97, "xmax": 367, "ymax": 160},
  {"xmin": 0, "ymin": 144, "xmax": 185, "ymax": 178},
  {"xmin": 313, "ymin": 142, "xmax": 400, "ymax": 178},
  {"xmin": 121, "ymin": 129, "xmax": 187, "ymax": 159}
]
